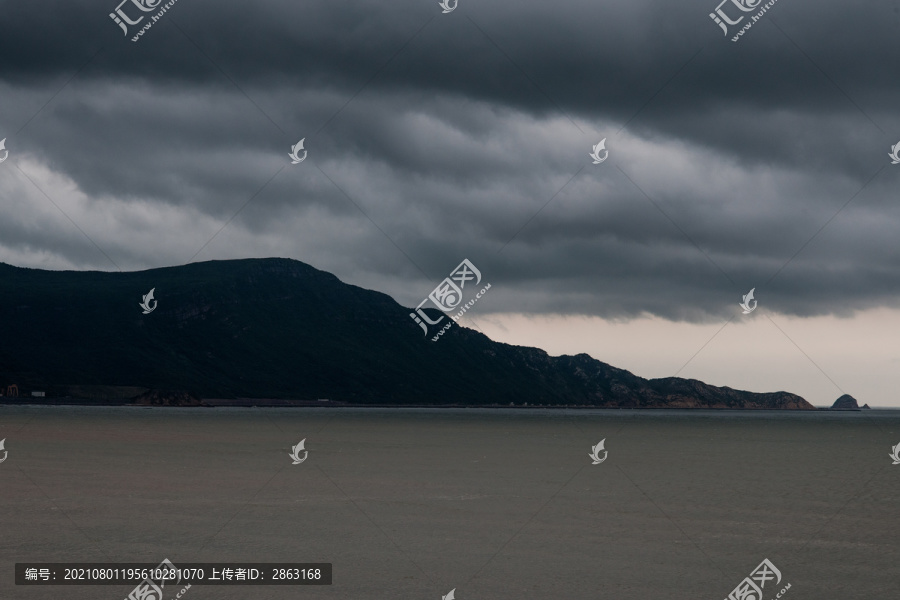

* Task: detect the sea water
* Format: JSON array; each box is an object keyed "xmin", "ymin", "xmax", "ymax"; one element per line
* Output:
[{"xmin": 1, "ymin": 406, "xmax": 898, "ymax": 599}]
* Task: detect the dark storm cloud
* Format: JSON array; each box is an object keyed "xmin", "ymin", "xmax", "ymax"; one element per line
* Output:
[{"xmin": 0, "ymin": 0, "xmax": 898, "ymax": 320}]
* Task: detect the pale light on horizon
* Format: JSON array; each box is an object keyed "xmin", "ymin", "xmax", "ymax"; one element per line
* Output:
[{"xmin": 469, "ymin": 308, "xmax": 900, "ymax": 408}]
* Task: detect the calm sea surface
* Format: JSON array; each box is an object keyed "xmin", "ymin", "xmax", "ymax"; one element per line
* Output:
[{"xmin": 1, "ymin": 406, "xmax": 899, "ymax": 599}]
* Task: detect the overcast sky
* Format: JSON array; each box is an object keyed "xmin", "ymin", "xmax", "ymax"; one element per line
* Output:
[{"xmin": 1, "ymin": 0, "xmax": 899, "ymax": 404}]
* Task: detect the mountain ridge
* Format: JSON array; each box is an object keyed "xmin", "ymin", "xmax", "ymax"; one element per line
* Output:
[{"xmin": 0, "ymin": 258, "xmax": 814, "ymax": 409}]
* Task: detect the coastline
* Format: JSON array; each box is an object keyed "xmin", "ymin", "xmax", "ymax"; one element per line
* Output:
[{"xmin": 0, "ymin": 397, "xmax": 889, "ymax": 410}]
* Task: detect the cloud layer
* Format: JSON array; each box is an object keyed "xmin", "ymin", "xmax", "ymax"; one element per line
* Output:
[{"xmin": 1, "ymin": 0, "xmax": 898, "ymax": 321}]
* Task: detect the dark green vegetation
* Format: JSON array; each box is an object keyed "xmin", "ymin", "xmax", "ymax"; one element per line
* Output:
[{"xmin": 0, "ymin": 258, "xmax": 813, "ymax": 408}]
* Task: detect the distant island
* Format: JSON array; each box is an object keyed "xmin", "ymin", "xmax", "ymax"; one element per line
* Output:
[
  {"xmin": 826, "ymin": 394, "xmax": 870, "ymax": 410},
  {"xmin": 0, "ymin": 258, "xmax": 817, "ymax": 409}
]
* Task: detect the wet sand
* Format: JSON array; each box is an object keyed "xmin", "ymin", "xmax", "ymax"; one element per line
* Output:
[{"xmin": 1, "ymin": 407, "xmax": 898, "ymax": 599}]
